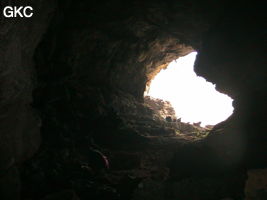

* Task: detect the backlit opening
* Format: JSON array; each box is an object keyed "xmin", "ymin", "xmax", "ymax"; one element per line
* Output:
[{"xmin": 145, "ymin": 52, "xmax": 234, "ymax": 127}]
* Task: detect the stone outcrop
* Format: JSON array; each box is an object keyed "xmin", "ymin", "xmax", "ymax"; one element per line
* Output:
[{"xmin": 144, "ymin": 96, "xmax": 176, "ymax": 120}]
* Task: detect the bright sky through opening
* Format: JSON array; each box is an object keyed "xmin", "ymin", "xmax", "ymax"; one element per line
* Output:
[{"xmin": 146, "ymin": 52, "xmax": 234, "ymax": 126}]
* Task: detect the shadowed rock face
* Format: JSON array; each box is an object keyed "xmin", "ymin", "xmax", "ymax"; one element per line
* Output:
[
  {"xmin": 0, "ymin": 1, "xmax": 57, "ymax": 199},
  {"xmin": 0, "ymin": 0, "xmax": 266, "ymax": 200},
  {"xmin": 195, "ymin": 2, "xmax": 267, "ymax": 169}
]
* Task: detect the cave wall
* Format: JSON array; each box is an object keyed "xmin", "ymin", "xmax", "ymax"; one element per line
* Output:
[
  {"xmin": 195, "ymin": 2, "xmax": 267, "ymax": 169},
  {"xmin": 34, "ymin": 0, "xmax": 224, "ymax": 97},
  {"xmin": 32, "ymin": 0, "xmax": 222, "ymax": 147},
  {"xmin": 0, "ymin": 0, "xmax": 266, "ymax": 199},
  {"xmin": 0, "ymin": 0, "xmax": 56, "ymax": 199}
]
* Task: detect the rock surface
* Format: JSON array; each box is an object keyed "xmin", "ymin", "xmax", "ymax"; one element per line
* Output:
[
  {"xmin": 245, "ymin": 169, "xmax": 267, "ymax": 200},
  {"xmin": 0, "ymin": 0, "xmax": 266, "ymax": 200},
  {"xmin": 0, "ymin": 1, "xmax": 57, "ymax": 199},
  {"xmin": 144, "ymin": 96, "xmax": 176, "ymax": 120}
]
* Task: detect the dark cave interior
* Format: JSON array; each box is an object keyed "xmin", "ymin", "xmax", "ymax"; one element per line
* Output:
[{"xmin": 0, "ymin": 0, "xmax": 267, "ymax": 200}]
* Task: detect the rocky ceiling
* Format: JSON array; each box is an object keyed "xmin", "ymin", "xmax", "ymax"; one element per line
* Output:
[{"xmin": 0, "ymin": 0, "xmax": 266, "ymax": 200}]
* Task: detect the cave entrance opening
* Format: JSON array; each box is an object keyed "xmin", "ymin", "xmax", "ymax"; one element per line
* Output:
[{"xmin": 144, "ymin": 52, "xmax": 234, "ymax": 127}]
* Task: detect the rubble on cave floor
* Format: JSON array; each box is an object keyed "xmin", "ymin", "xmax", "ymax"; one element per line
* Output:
[
  {"xmin": 110, "ymin": 93, "xmax": 212, "ymax": 140},
  {"xmin": 125, "ymin": 96, "xmax": 213, "ymax": 140},
  {"xmin": 108, "ymin": 91, "xmax": 212, "ymax": 140},
  {"xmin": 143, "ymin": 96, "xmax": 176, "ymax": 120}
]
